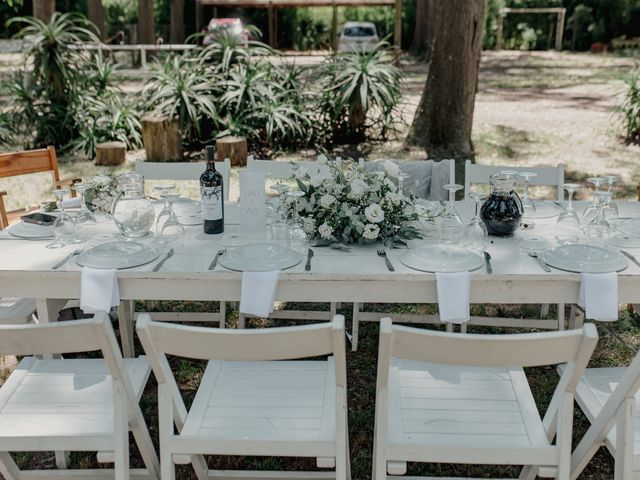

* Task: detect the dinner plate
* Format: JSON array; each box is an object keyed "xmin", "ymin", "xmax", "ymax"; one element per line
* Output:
[
  {"xmin": 219, "ymin": 243, "xmax": 303, "ymax": 272},
  {"xmin": 400, "ymin": 245, "xmax": 485, "ymax": 273},
  {"xmin": 541, "ymin": 244, "xmax": 628, "ymax": 273},
  {"xmin": 76, "ymin": 241, "xmax": 159, "ymax": 269},
  {"xmin": 7, "ymin": 222, "xmax": 54, "ymax": 239}
]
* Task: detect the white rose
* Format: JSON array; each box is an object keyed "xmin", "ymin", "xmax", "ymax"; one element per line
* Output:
[
  {"xmin": 303, "ymin": 217, "xmax": 316, "ymax": 235},
  {"xmin": 318, "ymin": 222, "xmax": 334, "ymax": 240},
  {"xmin": 320, "ymin": 194, "xmax": 336, "ymax": 208},
  {"xmin": 363, "ymin": 223, "xmax": 380, "ymax": 240},
  {"xmin": 384, "ymin": 160, "xmax": 401, "ymax": 178},
  {"xmin": 316, "ymin": 154, "xmax": 328, "ymax": 164},
  {"xmin": 348, "ymin": 179, "xmax": 368, "ymax": 199},
  {"xmin": 386, "ymin": 192, "xmax": 403, "ymax": 206},
  {"xmin": 365, "ymin": 203, "xmax": 385, "ymax": 224},
  {"xmin": 383, "ymin": 178, "xmax": 397, "ymax": 192},
  {"xmin": 294, "ymin": 166, "xmax": 308, "ymax": 179}
]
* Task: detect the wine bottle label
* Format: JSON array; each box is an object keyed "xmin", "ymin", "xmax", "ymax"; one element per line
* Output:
[{"xmin": 201, "ymin": 186, "xmax": 223, "ymax": 221}]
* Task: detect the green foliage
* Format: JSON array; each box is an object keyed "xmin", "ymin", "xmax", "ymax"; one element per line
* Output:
[
  {"xmin": 620, "ymin": 65, "xmax": 640, "ymax": 144},
  {"xmin": 315, "ymin": 42, "xmax": 404, "ymax": 143},
  {"xmin": 103, "ymin": 0, "xmax": 137, "ymax": 38}
]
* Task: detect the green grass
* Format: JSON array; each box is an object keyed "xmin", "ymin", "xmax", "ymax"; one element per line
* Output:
[{"xmin": 3, "ymin": 302, "xmax": 639, "ymax": 478}]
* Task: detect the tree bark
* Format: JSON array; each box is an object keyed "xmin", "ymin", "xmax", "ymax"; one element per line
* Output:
[
  {"xmin": 141, "ymin": 114, "xmax": 183, "ymax": 162},
  {"xmin": 87, "ymin": 0, "xmax": 107, "ymax": 41},
  {"xmin": 410, "ymin": 0, "xmax": 434, "ymax": 59},
  {"xmin": 95, "ymin": 141, "xmax": 126, "ymax": 166},
  {"xmin": 170, "ymin": 0, "xmax": 185, "ymax": 43},
  {"xmin": 33, "ymin": 0, "xmax": 55, "ymax": 22},
  {"xmin": 216, "ymin": 136, "xmax": 248, "ymax": 167},
  {"xmin": 138, "ymin": 0, "xmax": 156, "ymax": 44},
  {"xmin": 406, "ymin": 0, "xmax": 485, "ymax": 160}
]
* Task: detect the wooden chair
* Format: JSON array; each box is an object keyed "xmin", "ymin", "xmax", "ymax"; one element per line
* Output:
[
  {"xmin": 135, "ymin": 157, "xmax": 231, "ymax": 201},
  {"xmin": 373, "ymin": 318, "xmax": 598, "ymax": 480},
  {"xmin": 0, "ymin": 312, "xmax": 160, "ymax": 480},
  {"xmin": 137, "ymin": 313, "xmax": 350, "ymax": 480},
  {"xmin": 0, "ymin": 147, "xmax": 80, "ymax": 228},
  {"xmin": 560, "ymin": 347, "xmax": 640, "ymax": 479}
]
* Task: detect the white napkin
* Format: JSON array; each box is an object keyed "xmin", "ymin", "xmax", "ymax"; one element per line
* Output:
[
  {"xmin": 578, "ymin": 272, "xmax": 618, "ymax": 321},
  {"xmin": 62, "ymin": 197, "xmax": 81, "ymax": 209},
  {"xmin": 436, "ymin": 271, "xmax": 471, "ymax": 324},
  {"xmin": 80, "ymin": 267, "xmax": 120, "ymax": 313},
  {"xmin": 240, "ymin": 270, "xmax": 279, "ymax": 317}
]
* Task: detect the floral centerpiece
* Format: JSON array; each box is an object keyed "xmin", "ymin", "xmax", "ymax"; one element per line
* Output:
[
  {"xmin": 83, "ymin": 174, "xmax": 119, "ymax": 215},
  {"xmin": 292, "ymin": 156, "xmax": 437, "ymax": 246}
]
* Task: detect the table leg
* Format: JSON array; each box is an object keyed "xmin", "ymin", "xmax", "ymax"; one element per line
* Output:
[{"xmin": 118, "ymin": 301, "xmax": 135, "ymax": 358}]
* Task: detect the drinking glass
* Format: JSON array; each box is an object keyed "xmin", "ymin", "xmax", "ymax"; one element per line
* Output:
[
  {"xmin": 602, "ymin": 175, "xmax": 619, "ymax": 220},
  {"xmin": 519, "ymin": 172, "xmax": 537, "ymax": 229},
  {"xmin": 160, "ymin": 193, "xmax": 185, "ymax": 244},
  {"xmin": 154, "ymin": 184, "xmax": 176, "ymax": 234},
  {"xmin": 397, "ymin": 172, "xmax": 409, "ymax": 196},
  {"xmin": 270, "ymin": 183, "xmax": 290, "ymax": 241},
  {"xmin": 556, "ymin": 183, "xmax": 581, "ymax": 243},
  {"xmin": 439, "ymin": 184, "xmax": 464, "ymax": 246},
  {"xmin": 46, "ymin": 189, "xmax": 75, "ymax": 249},
  {"xmin": 286, "ymin": 190, "xmax": 308, "ymax": 251},
  {"xmin": 583, "ymin": 191, "xmax": 611, "ymax": 242},
  {"xmin": 72, "ymin": 183, "xmax": 96, "ymax": 225},
  {"xmin": 464, "ymin": 192, "xmax": 488, "ymax": 251},
  {"xmin": 582, "ymin": 177, "xmax": 607, "ymax": 225}
]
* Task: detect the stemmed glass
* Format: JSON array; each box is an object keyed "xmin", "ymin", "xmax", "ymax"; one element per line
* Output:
[
  {"xmin": 397, "ymin": 172, "xmax": 409, "ymax": 196},
  {"xmin": 519, "ymin": 172, "xmax": 537, "ymax": 229},
  {"xmin": 286, "ymin": 190, "xmax": 308, "ymax": 251},
  {"xmin": 556, "ymin": 183, "xmax": 581, "ymax": 243},
  {"xmin": 270, "ymin": 183, "xmax": 290, "ymax": 241},
  {"xmin": 71, "ymin": 182, "xmax": 96, "ymax": 225},
  {"xmin": 582, "ymin": 177, "xmax": 606, "ymax": 225},
  {"xmin": 602, "ymin": 175, "xmax": 619, "ymax": 220},
  {"xmin": 439, "ymin": 184, "xmax": 464, "ymax": 246},
  {"xmin": 464, "ymin": 192, "xmax": 488, "ymax": 251},
  {"xmin": 159, "ymin": 193, "xmax": 185, "ymax": 247},
  {"xmin": 46, "ymin": 189, "xmax": 75, "ymax": 249},
  {"xmin": 583, "ymin": 191, "xmax": 611, "ymax": 242},
  {"xmin": 154, "ymin": 184, "xmax": 176, "ymax": 234}
]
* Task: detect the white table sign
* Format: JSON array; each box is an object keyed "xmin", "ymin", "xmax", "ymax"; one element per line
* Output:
[{"xmin": 239, "ymin": 170, "xmax": 267, "ymax": 235}]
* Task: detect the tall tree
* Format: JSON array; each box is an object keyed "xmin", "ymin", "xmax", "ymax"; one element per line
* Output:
[
  {"xmin": 138, "ymin": 0, "xmax": 155, "ymax": 44},
  {"xmin": 406, "ymin": 0, "xmax": 485, "ymax": 160},
  {"xmin": 410, "ymin": 0, "xmax": 434, "ymax": 60},
  {"xmin": 87, "ymin": 0, "xmax": 107, "ymax": 41},
  {"xmin": 170, "ymin": 0, "xmax": 185, "ymax": 43},
  {"xmin": 32, "ymin": 0, "xmax": 54, "ymax": 22}
]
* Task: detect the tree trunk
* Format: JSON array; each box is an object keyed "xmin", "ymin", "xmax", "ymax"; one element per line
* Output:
[
  {"xmin": 138, "ymin": 0, "xmax": 156, "ymax": 44},
  {"xmin": 410, "ymin": 0, "xmax": 435, "ymax": 61},
  {"xmin": 216, "ymin": 136, "xmax": 248, "ymax": 167},
  {"xmin": 95, "ymin": 141, "xmax": 126, "ymax": 166},
  {"xmin": 170, "ymin": 0, "xmax": 185, "ymax": 43},
  {"xmin": 141, "ymin": 114, "xmax": 183, "ymax": 162},
  {"xmin": 87, "ymin": 0, "xmax": 107, "ymax": 41},
  {"xmin": 33, "ymin": 0, "xmax": 54, "ymax": 22},
  {"xmin": 406, "ymin": 0, "xmax": 485, "ymax": 161}
]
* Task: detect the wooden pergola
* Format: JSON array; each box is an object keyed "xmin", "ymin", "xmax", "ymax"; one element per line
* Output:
[
  {"xmin": 497, "ymin": 7, "xmax": 567, "ymax": 51},
  {"xmin": 196, "ymin": 0, "xmax": 402, "ymax": 51}
]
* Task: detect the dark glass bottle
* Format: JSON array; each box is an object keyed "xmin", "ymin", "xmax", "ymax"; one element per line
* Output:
[{"xmin": 200, "ymin": 145, "xmax": 224, "ymax": 234}]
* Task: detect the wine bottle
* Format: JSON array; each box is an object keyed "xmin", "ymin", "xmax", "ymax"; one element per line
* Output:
[{"xmin": 200, "ymin": 145, "xmax": 224, "ymax": 234}]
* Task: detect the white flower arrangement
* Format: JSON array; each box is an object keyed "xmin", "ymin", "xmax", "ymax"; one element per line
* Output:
[
  {"xmin": 293, "ymin": 156, "xmax": 438, "ymax": 246},
  {"xmin": 84, "ymin": 174, "xmax": 119, "ymax": 215}
]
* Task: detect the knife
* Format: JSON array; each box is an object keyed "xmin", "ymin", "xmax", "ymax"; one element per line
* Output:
[
  {"xmin": 153, "ymin": 248, "xmax": 174, "ymax": 272},
  {"xmin": 483, "ymin": 251, "xmax": 493, "ymax": 274},
  {"xmin": 305, "ymin": 248, "xmax": 314, "ymax": 271},
  {"xmin": 621, "ymin": 250, "xmax": 640, "ymax": 268}
]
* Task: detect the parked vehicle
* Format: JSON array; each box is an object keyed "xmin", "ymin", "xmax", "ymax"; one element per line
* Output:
[
  {"xmin": 203, "ymin": 18, "xmax": 249, "ymax": 46},
  {"xmin": 338, "ymin": 22, "xmax": 379, "ymax": 53}
]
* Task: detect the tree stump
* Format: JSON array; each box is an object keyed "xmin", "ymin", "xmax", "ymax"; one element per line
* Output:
[
  {"xmin": 95, "ymin": 141, "xmax": 126, "ymax": 166},
  {"xmin": 216, "ymin": 136, "xmax": 248, "ymax": 167},
  {"xmin": 141, "ymin": 113, "xmax": 183, "ymax": 162}
]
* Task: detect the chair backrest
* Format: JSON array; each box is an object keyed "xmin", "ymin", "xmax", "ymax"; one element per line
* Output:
[
  {"xmin": 135, "ymin": 158, "xmax": 231, "ymax": 201},
  {"xmin": 359, "ymin": 158, "xmax": 455, "ymax": 201},
  {"xmin": 464, "ymin": 160, "xmax": 565, "ymax": 200},
  {"xmin": 246, "ymin": 155, "xmax": 325, "ymax": 180},
  {"xmin": 0, "ymin": 147, "xmax": 61, "ymax": 183}
]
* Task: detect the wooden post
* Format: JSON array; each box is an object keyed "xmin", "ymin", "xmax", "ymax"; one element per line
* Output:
[
  {"xmin": 331, "ymin": 1, "xmax": 338, "ymax": 51},
  {"xmin": 268, "ymin": 4, "xmax": 275, "ymax": 47},
  {"xmin": 170, "ymin": 0, "xmax": 185, "ymax": 43},
  {"xmin": 216, "ymin": 136, "xmax": 248, "ymax": 167},
  {"xmin": 497, "ymin": 12, "xmax": 505, "ymax": 50},
  {"xmin": 394, "ymin": 0, "xmax": 403, "ymax": 59},
  {"xmin": 95, "ymin": 142, "xmax": 127, "ymax": 166},
  {"xmin": 141, "ymin": 114, "xmax": 183, "ymax": 162},
  {"xmin": 555, "ymin": 9, "xmax": 565, "ymax": 51},
  {"xmin": 196, "ymin": 0, "xmax": 204, "ymax": 32},
  {"xmin": 88, "ymin": 0, "xmax": 107, "ymax": 41},
  {"xmin": 33, "ymin": 0, "xmax": 55, "ymax": 22},
  {"xmin": 138, "ymin": 0, "xmax": 156, "ymax": 45}
]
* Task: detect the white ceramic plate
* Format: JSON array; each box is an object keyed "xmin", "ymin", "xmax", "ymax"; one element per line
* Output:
[
  {"xmin": 517, "ymin": 233, "xmax": 551, "ymax": 251},
  {"xmin": 76, "ymin": 241, "xmax": 159, "ymax": 269},
  {"xmin": 400, "ymin": 245, "xmax": 485, "ymax": 273},
  {"xmin": 220, "ymin": 243, "xmax": 303, "ymax": 272},
  {"xmin": 7, "ymin": 222, "xmax": 54, "ymax": 239},
  {"xmin": 541, "ymin": 244, "xmax": 628, "ymax": 273},
  {"xmin": 532, "ymin": 201, "xmax": 562, "ymax": 219}
]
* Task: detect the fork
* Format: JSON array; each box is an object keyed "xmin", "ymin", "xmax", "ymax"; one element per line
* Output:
[
  {"xmin": 377, "ymin": 249, "xmax": 395, "ymax": 272},
  {"xmin": 208, "ymin": 249, "xmax": 226, "ymax": 270},
  {"xmin": 528, "ymin": 250, "xmax": 551, "ymax": 272},
  {"xmin": 52, "ymin": 248, "xmax": 83, "ymax": 270}
]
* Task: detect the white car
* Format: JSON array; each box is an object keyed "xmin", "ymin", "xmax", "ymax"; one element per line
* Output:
[{"xmin": 338, "ymin": 22, "xmax": 380, "ymax": 53}]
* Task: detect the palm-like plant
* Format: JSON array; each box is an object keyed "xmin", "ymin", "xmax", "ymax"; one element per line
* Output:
[
  {"xmin": 197, "ymin": 26, "xmax": 273, "ymax": 73},
  {"xmin": 620, "ymin": 65, "xmax": 640, "ymax": 144}
]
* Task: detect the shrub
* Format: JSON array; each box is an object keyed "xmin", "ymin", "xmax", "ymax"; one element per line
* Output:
[{"xmin": 620, "ymin": 65, "xmax": 640, "ymax": 145}]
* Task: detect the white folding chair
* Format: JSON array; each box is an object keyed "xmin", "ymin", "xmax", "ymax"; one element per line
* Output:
[
  {"xmin": 0, "ymin": 312, "xmax": 160, "ymax": 480},
  {"xmin": 0, "ymin": 296, "xmax": 36, "ymax": 324},
  {"xmin": 351, "ymin": 158, "xmax": 455, "ymax": 351},
  {"xmin": 561, "ymin": 347, "xmax": 640, "ymax": 479},
  {"xmin": 373, "ymin": 318, "xmax": 598, "ymax": 480},
  {"xmin": 137, "ymin": 313, "xmax": 350, "ymax": 480}
]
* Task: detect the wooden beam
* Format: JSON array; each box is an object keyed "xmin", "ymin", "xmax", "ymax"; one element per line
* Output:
[
  {"xmin": 268, "ymin": 4, "xmax": 275, "ymax": 46},
  {"xmin": 501, "ymin": 7, "xmax": 565, "ymax": 14},
  {"xmin": 331, "ymin": 1, "xmax": 338, "ymax": 50},
  {"xmin": 171, "ymin": 0, "xmax": 185, "ymax": 43},
  {"xmin": 199, "ymin": 0, "xmax": 394, "ymax": 5},
  {"xmin": 138, "ymin": 0, "xmax": 156, "ymax": 44},
  {"xmin": 33, "ymin": 0, "xmax": 55, "ymax": 22},
  {"xmin": 555, "ymin": 8, "xmax": 565, "ymax": 51},
  {"xmin": 196, "ymin": 0, "xmax": 204, "ymax": 31},
  {"xmin": 496, "ymin": 12, "xmax": 504, "ymax": 50}
]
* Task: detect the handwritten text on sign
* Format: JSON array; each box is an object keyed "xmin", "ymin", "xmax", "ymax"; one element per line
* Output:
[{"xmin": 239, "ymin": 170, "xmax": 266, "ymax": 234}]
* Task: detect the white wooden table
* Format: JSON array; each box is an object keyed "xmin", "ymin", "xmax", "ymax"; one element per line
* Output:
[{"xmin": 1, "ymin": 201, "xmax": 639, "ymax": 356}]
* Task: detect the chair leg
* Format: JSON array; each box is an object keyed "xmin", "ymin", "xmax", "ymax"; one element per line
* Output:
[
  {"xmin": 351, "ymin": 303, "xmax": 360, "ymax": 352},
  {"xmin": 118, "ymin": 300, "xmax": 135, "ymax": 358},
  {"xmin": 55, "ymin": 451, "xmax": 69, "ymax": 469},
  {"xmin": 219, "ymin": 301, "xmax": 226, "ymax": 329},
  {"xmin": 330, "ymin": 302, "xmax": 337, "ymax": 318},
  {"xmin": 518, "ymin": 465, "xmax": 537, "ymax": 480},
  {"xmin": 113, "ymin": 380, "xmax": 130, "ymax": 480},
  {"xmin": 0, "ymin": 453, "xmax": 20, "ymax": 480},
  {"xmin": 540, "ymin": 303, "xmax": 550, "ymax": 318},
  {"xmin": 557, "ymin": 303, "xmax": 565, "ymax": 331},
  {"xmin": 159, "ymin": 384, "xmax": 176, "ymax": 480},
  {"xmin": 615, "ymin": 397, "xmax": 635, "ymax": 480},
  {"xmin": 569, "ymin": 305, "xmax": 584, "ymax": 330},
  {"xmin": 238, "ymin": 313, "xmax": 246, "ymax": 329}
]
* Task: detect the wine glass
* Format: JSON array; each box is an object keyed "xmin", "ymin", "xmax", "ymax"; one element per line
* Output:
[
  {"xmin": 46, "ymin": 189, "xmax": 75, "ymax": 249},
  {"xmin": 159, "ymin": 193, "xmax": 185, "ymax": 246},
  {"xmin": 286, "ymin": 190, "xmax": 308, "ymax": 252},
  {"xmin": 439, "ymin": 184, "xmax": 464, "ymax": 246},
  {"xmin": 582, "ymin": 177, "xmax": 606, "ymax": 225},
  {"xmin": 71, "ymin": 182, "xmax": 96, "ymax": 225},
  {"xmin": 519, "ymin": 172, "xmax": 537, "ymax": 229},
  {"xmin": 602, "ymin": 175, "xmax": 619, "ymax": 220},
  {"xmin": 464, "ymin": 192, "xmax": 488, "ymax": 251},
  {"xmin": 583, "ymin": 191, "xmax": 611, "ymax": 242},
  {"xmin": 270, "ymin": 183, "xmax": 290, "ymax": 241},
  {"xmin": 556, "ymin": 183, "xmax": 581, "ymax": 243},
  {"xmin": 154, "ymin": 183, "xmax": 176, "ymax": 234}
]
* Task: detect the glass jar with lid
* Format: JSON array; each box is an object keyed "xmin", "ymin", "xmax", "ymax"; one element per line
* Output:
[
  {"xmin": 111, "ymin": 173, "xmax": 155, "ymax": 238},
  {"xmin": 480, "ymin": 173, "xmax": 523, "ymax": 237}
]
